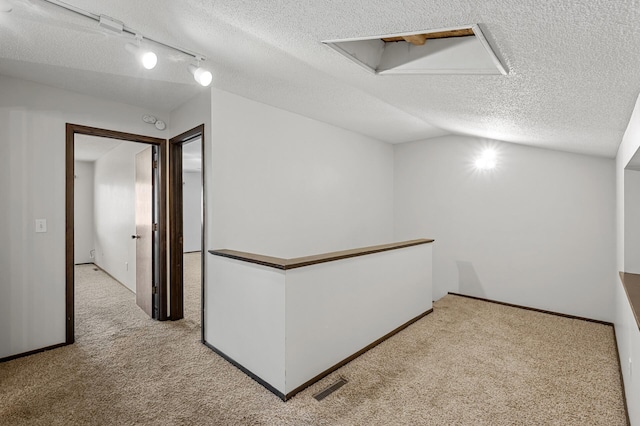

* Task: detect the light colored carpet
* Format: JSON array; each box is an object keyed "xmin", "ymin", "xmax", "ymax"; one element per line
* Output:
[{"xmin": 0, "ymin": 252, "xmax": 628, "ymax": 425}]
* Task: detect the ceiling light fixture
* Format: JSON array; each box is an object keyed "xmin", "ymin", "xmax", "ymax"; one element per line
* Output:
[
  {"xmin": 0, "ymin": 0, "xmax": 12, "ymax": 12},
  {"xmin": 125, "ymin": 35, "xmax": 157, "ymax": 70},
  {"xmin": 40, "ymin": 0, "xmax": 210, "ymax": 85},
  {"xmin": 475, "ymin": 148, "xmax": 497, "ymax": 170},
  {"xmin": 188, "ymin": 58, "xmax": 212, "ymax": 86}
]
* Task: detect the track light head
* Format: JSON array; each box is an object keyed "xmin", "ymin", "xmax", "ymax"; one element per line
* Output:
[
  {"xmin": 125, "ymin": 39, "xmax": 157, "ymax": 70},
  {"xmin": 140, "ymin": 50, "xmax": 158, "ymax": 70},
  {"xmin": 188, "ymin": 64, "xmax": 212, "ymax": 86}
]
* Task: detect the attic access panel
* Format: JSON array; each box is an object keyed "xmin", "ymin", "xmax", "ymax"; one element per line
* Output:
[{"xmin": 323, "ymin": 25, "xmax": 507, "ymax": 75}]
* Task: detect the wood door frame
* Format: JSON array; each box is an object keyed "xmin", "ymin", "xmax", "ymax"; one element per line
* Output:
[
  {"xmin": 168, "ymin": 124, "xmax": 205, "ymax": 334},
  {"xmin": 65, "ymin": 124, "xmax": 168, "ymax": 344}
]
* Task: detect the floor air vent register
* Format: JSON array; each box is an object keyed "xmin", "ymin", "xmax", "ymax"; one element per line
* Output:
[{"xmin": 313, "ymin": 377, "xmax": 348, "ymax": 401}]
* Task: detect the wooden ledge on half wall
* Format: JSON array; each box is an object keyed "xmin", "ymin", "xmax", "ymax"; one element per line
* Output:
[
  {"xmin": 619, "ymin": 272, "xmax": 640, "ymax": 330},
  {"xmin": 208, "ymin": 239, "xmax": 434, "ymax": 270}
]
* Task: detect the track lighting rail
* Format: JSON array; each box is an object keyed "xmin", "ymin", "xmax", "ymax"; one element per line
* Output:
[{"xmin": 41, "ymin": 0, "xmax": 207, "ymax": 61}]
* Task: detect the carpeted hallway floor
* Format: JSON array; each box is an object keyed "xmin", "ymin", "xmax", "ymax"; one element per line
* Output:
[{"xmin": 0, "ymin": 252, "xmax": 628, "ymax": 425}]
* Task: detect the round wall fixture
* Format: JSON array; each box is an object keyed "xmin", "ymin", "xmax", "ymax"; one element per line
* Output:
[
  {"xmin": 142, "ymin": 114, "xmax": 166, "ymax": 130},
  {"xmin": 142, "ymin": 114, "xmax": 157, "ymax": 124}
]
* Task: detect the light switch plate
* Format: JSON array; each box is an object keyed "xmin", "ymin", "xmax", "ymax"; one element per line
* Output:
[{"xmin": 35, "ymin": 219, "xmax": 47, "ymax": 233}]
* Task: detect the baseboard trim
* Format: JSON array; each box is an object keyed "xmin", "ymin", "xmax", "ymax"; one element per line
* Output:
[
  {"xmin": 202, "ymin": 341, "xmax": 286, "ymax": 401},
  {"xmin": 202, "ymin": 308, "xmax": 434, "ymax": 401},
  {"xmin": 284, "ymin": 308, "xmax": 433, "ymax": 400},
  {"xmin": 612, "ymin": 327, "xmax": 632, "ymax": 426},
  {"xmin": 90, "ymin": 263, "xmax": 135, "ymax": 295},
  {"xmin": 448, "ymin": 292, "xmax": 613, "ymax": 326},
  {"xmin": 0, "ymin": 342, "xmax": 69, "ymax": 364}
]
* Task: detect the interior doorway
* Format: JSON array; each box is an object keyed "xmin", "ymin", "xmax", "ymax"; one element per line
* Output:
[
  {"xmin": 74, "ymin": 136, "xmax": 154, "ymax": 304},
  {"xmin": 65, "ymin": 124, "xmax": 168, "ymax": 344},
  {"xmin": 168, "ymin": 125, "xmax": 205, "ymax": 338}
]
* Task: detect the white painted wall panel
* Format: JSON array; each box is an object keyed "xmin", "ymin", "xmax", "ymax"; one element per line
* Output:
[
  {"xmin": 614, "ymin": 283, "xmax": 640, "ymax": 425},
  {"xmin": 394, "ymin": 135, "xmax": 616, "ymax": 322},
  {"xmin": 169, "ymin": 90, "xmax": 211, "ymax": 141},
  {"xmin": 202, "ymin": 88, "xmax": 397, "ymax": 395},
  {"xmin": 0, "ymin": 75, "xmax": 169, "ymax": 358},
  {"xmin": 0, "ymin": 109, "xmax": 67, "ymax": 358},
  {"xmin": 629, "ymin": 327, "xmax": 640, "ymax": 426},
  {"xmin": 624, "ymin": 170, "xmax": 640, "ymax": 274},
  {"xmin": 209, "ymin": 88, "xmax": 394, "ymax": 259},
  {"xmin": 0, "ymin": 108, "xmax": 10, "ymax": 357},
  {"xmin": 93, "ymin": 142, "xmax": 148, "ymax": 292},
  {"xmin": 615, "ymin": 93, "xmax": 640, "ymax": 426},
  {"xmin": 207, "ymin": 256, "xmax": 286, "ymax": 393},
  {"xmin": 74, "ymin": 161, "xmax": 94, "ymax": 264},
  {"xmin": 284, "ymin": 243, "xmax": 432, "ymax": 393},
  {"xmin": 182, "ymin": 171, "xmax": 202, "ymax": 253}
]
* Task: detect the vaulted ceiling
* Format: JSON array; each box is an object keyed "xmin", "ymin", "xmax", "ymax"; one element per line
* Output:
[{"xmin": 2, "ymin": 0, "xmax": 639, "ymax": 157}]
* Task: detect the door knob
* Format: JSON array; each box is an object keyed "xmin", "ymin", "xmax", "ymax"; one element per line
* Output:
[{"xmin": 131, "ymin": 235, "xmax": 141, "ymax": 239}]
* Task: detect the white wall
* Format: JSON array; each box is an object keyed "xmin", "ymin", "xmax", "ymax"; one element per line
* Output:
[
  {"xmin": 74, "ymin": 161, "xmax": 95, "ymax": 264},
  {"xmin": 169, "ymin": 89, "xmax": 211, "ymax": 139},
  {"xmin": 0, "ymin": 75, "xmax": 169, "ymax": 359},
  {"xmin": 209, "ymin": 242, "xmax": 432, "ymax": 396},
  {"xmin": 285, "ymin": 243, "xmax": 432, "ymax": 393},
  {"xmin": 209, "ymin": 88, "xmax": 395, "ymax": 259},
  {"xmin": 624, "ymin": 170, "xmax": 640, "ymax": 274},
  {"xmin": 0, "ymin": 107, "xmax": 10, "ymax": 356},
  {"xmin": 171, "ymin": 87, "xmax": 393, "ymax": 256},
  {"xmin": 183, "ymin": 171, "xmax": 202, "ymax": 252},
  {"xmin": 394, "ymin": 135, "xmax": 616, "ymax": 322},
  {"xmin": 203, "ymin": 88, "xmax": 396, "ymax": 359},
  {"xmin": 93, "ymin": 141, "xmax": 149, "ymax": 292},
  {"xmin": 165, "ymin": 88, "xmax": 395, "ymax": 334},
  {"xmin": 615, "ymin": 94, "xmax": 640, "ymax": 426},
  {"xmin": 207, "ymin": 257, "xmax": 287, "ymax": 393}
]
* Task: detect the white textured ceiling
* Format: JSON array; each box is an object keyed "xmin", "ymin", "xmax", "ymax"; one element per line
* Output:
[{"xmin": 3, "ymin": 0, "xmax": 640, "ymax": 157}]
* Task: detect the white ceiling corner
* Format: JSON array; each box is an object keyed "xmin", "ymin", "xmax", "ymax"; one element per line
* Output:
[
  {"xmin": 74, "ymin": 134, "xmax": 122, "ymax": 162},
  {"xmin": 3, "ymin": 0, "xmax": 640, "ymax": 157}
]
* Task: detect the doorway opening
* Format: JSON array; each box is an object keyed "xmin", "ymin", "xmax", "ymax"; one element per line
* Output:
[
  {"xmin": 65, "ymin": 124, "xmax": 168, "ymax": 344},
  {"xmin": 168, "ymin": 125, "xmax": 205, "ymax": 339}
]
